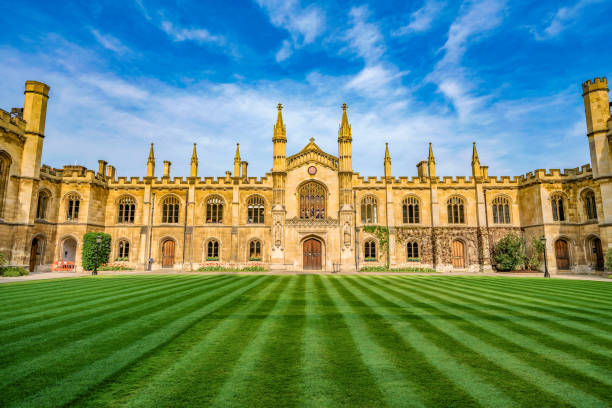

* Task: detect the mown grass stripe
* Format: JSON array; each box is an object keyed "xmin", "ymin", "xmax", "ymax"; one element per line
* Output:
[
  {"xmin": 334, "ymin": 276, "xmax": 521, "ymax": 408},
  {"xmin": 77, "ymin": 276, "xmax": 286, "ymax": 408},
  {"xmin": 497, "ymin": 277, "xmax": 612, "ymax": 300},
  {"xmin": 0, "ymin": 275, "xmax": 223, "ymax": 339},
  {"xmin": 0, "ymin": 277, "xmax": 130, "ymax": 301},
  {"xmin": 322, "ymin": 276, "xmax": 427, "ymax": 408},
  {"xmin": 384, "ymin": 277, "xmax": 612, "ymax": 391},
  {"xmin": 10, "ymin": 276, "xmax": 268, "ymax": 408},
  {"xmin": 354, "ymin": 276, "xmax": 607, "ymax": 407},
  {"xmin": 393, "ymin": 276, "xmax": 612, "ymax": 360},
  {"xmin": 0, "ymin": 275, "xmax": 252, "ymax": 400},
  {"xmin": 210, "ymin": 276, "xmax": 301, "ymax": 407},
  {"xmin": 0, "ymin": 276, "xmax": 229, "ymax": 360}
]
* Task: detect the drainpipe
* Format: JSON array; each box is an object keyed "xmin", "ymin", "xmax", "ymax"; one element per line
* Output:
[{"xmin": 147, "ymin": 193, "xmax": 155, "ymax": 271}]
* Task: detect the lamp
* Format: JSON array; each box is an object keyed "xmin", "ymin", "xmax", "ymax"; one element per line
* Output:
[{"xmin": 540, "ymin": 236, "xmax": 549, "ymax": 278}]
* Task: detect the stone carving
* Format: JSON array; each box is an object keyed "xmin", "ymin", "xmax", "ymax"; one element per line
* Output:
[
  {"xmin": 343, "ymin": 222, "xmax": 351, "ymax": 247},
  {"xmin": 274, "ymin": 221, "xmax": 282, "ymax": 247},
  {"xmin": 285, "ymin": 217, "xmax": 338, "ymax": 227}
]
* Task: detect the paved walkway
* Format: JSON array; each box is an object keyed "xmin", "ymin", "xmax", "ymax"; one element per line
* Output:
[{"xmin": 1, "ymin": 269, "xmax": 610, "ymax": 283}]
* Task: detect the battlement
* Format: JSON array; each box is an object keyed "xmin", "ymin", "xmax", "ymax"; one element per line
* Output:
[
  {"xmin": 582, "ymin": 77, "xmax": 608, "ymax": 94},
  {"xmin": 0, "ymin": 108, "xmax": 26, "ymax": 131},
  {"xmin": 518, "ymin": 164, "xmax": 592, "ymax": 183}
]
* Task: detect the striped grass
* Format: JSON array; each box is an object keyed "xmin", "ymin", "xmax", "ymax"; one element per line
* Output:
[{"xmin": 1, "ymin": 275, "xmax": 610, "ymax": 407}]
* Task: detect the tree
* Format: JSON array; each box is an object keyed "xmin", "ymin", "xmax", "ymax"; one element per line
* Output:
[
  {"xmin": 82, "ymin": 233, "xmax": 111, "ymax": 271},
  {"xmin": 493, "ymin": 232, "xmax": 526, "ymax": 271},
  {"xmin": 527, "ymin": 237, "xmax": 545, "ymax": 270}
]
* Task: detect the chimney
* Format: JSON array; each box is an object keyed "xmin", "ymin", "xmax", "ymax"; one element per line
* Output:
[
  {"xmin": 481, "ymin": 166, "xmax": 489, "ymax": 180},
  {"xmin": 416, "ymin": 160, "xmax": 427, "ymax": 181},
  {"xmin": 225, "ymin": 171, "xmax": 231, "ymax": 182},
  {"xmin": 98, "ymin": 160, "xmax": 107, "ymax": 176},
  {"xmin": 163, "ymin": 160, "xmax": 171, "ymax": 178},
  {"xmin": 241, "ymin": 161, "xmax": 248, "ymax": 179},
  {"xmin": 106, "ymin": 165, "xmax": 116, "ymax": 180}
]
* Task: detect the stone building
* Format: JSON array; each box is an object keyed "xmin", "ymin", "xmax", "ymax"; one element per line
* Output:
[{"xmin": 1, "ymin": 78, "xmax": 611, "ymax": 273}]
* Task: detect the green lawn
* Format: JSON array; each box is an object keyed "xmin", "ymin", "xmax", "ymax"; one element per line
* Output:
[{"xmin": 1, "ymin": 275, "xmax": 611, "ymax": 408}]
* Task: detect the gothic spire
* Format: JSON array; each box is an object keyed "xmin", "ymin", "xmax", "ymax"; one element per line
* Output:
[
  {"xmin": 191, "ymin": 143, "xmax": 198, "ymax": 163},
  {"xmin": 234, "ymin": 143, "xmax": 241, "ymax": 161},
  {"xmin": 428, "ymin": 142, "xmax": 435, "ymax": 163},
  {"xmin": 471, "ymin": 142, "xmax": 480, "ymax": 165},
  {"xmin": 148, "ymin": 143, "xmax": 155, "ymax": 163},
  {"xmin": 338, "ymin": 102, "xmax": 351, "ymax": 140},
  {"xmin": 384, "ymin": 142, "xmax": 391, "ymax": 162},
  {"xmin": 273, "ymin": 103, "xmax": 286, "ymax": 141}
]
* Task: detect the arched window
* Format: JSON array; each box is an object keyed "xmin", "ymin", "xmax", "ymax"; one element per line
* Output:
[
  {"xmin": 36, "ymin": 190, "xmax": 50, "ymax": 220},
  {"xmin": 66, "ymin": 193, "xmax": 80, "ymax": 221},
  {"xmin": 247, "ymin": 195, "xmax": 264, "ymax": 224},
  {"xmin": 299, "ymin": 182, "xmax": 326, "ymax": 219},
  {"xmin": 447, "ymin": 196, "xmax": 465, "ymax": 224},
  {"xmin": 249, "ymin": 240, "xmax": 262, "ymax": 260},
  {"xmin": 361, "ymin": 196, "xmax": 378, "ymax": 224},
  {"xmin": 407, "ymin": 241, "xmax": 419, "ymax": 260},
  {"xmin": 584, "ymin": 190, "xmax": 597, "ymax": 220},
  {"xmin": 206, "ymin": 196, "xmax": 223, "ymax": 224},
  {"xmin": 364, "ymin": 240, "xmax": 376, "ymax": 261},
  {"xmin": 492, "ymin": 196, "xmax": 510, "ymax": 224},
  {"xmin": 117, "ymin": 240, "xmax": 130, "ymax": 260},
  {"xmin": 162, "ymin": 196, "xmax": 180, "ymax": 224},
  {"xmin": 117, "ymin": 196, "xmax": 136, "ymax": 223},
  {"xmin": 207, "ymin": 240, "xmax": 219, "ymax": 260},
  {"xmin": 551, "ymin": 193, "xmax": 566, "ymax": 222},
  {"xmin": 402, "ymin": 197, "xmax": 420, "ymax": 224},
  {"xmin": 0, "ymin": 152, "xmax": 10, "ymax": 217}
]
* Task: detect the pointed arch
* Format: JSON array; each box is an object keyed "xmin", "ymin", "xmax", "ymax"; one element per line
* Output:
[{"xmin": 0, "ymin": 151, "xmax": 11, "ymax": 218}]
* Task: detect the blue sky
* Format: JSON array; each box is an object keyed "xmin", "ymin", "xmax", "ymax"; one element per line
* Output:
[{"xmin": 1, "ymin": 0, "xmax": 611, "ymax": 178}]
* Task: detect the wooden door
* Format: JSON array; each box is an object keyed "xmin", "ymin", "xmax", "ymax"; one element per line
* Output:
[
  {"xmin": 451, "ymin": 240, "xmax": 465, "ymax": 268},
  {"xmin": 303, "ymin": 239, "xmax": 322, "ymax": 270},
  {"xmin": 555, "ymin": 240, "xmax": 570, "ymax": 270},
  {"xmin": 591, "ymin": 238, "xmax": 604, "ymax": 270},
  {"xmin": 162, "ymin": 240, "xmax": 175, "ymax": 268},
  {"xmin": 29, "ymin": 238, "xmax": 38, "ymax": 272}
]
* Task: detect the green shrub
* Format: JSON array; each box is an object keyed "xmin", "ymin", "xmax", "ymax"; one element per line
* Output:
[
  {"xmin": 527, "ymin": 237, "xmax": 545, "ymax": 270},
  {"xmin": 0, "ymin": 266, "xmax": 29, "ymax": 277},
  {"xmin": 493, "ymin": 233, "xmax": 526, "ymax": 271},
  {"xmin": 196, "ymin": 265, "xmax": 267, "ymax": 272},
  {"xmin": 605, "ymin": 248, "xmax": 612, "ymax": 271},
  {"xmin": 98, "ymin": 265, "xmax": 132, "ymax": 271},
  {"xmin": 0, "ymin": 252, "xmax": 6, "ymax": 267},
  {"xmin": 81, "ymin": 233, "xmax": 111, "ymax": 271},
  {"xmin": 360, "ymin": 266, "xmax": 436, "ymax": 273}
]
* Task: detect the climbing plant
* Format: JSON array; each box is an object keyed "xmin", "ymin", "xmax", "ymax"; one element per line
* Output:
[
  {"xmin": 363, "ymin": 225, "xmax": 389, "ymax": 268},
  {"xmin": 82, "ymin": 232, "xmax": 111, "ymax": 271}
]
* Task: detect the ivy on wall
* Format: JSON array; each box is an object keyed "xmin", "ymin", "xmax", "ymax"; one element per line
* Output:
[
  {"xmin": 82, "ymin": 232, "xmax": 111, "ymax": 271},
  {"xmin": 363, "ymin": 225, "xmax": 389, "ymax": 267}
]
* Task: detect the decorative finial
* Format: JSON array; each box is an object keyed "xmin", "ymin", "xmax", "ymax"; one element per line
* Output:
[
  {"xmin": 277, "ymin": 103, "xmax": 283, "ymax": 111},
  {"xmin": 342, "ymin": 102, "xmax": 347, "ymax": 111},
  {"xmin": 310, "ymin": 137, "xmax": 315, "ymax": 143}
]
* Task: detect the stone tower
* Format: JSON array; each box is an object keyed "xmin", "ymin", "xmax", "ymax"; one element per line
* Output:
[
  {"xmin": 271, "ymin": 103, "xmax": 287, "ymax": 269},
  {"xmin": 338, "ymin": 103, "xmax": 353, "ymax": 209}
]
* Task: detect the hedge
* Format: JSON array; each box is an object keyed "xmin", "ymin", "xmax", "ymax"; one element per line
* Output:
[{"xmin": 82, "ymin": 232, "xmax": 111, "ymax": 271}]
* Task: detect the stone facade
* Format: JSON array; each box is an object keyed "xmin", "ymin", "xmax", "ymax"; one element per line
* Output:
[{"xmin": 1, "ymin": 78, "xmax": 611, "ymax": 274}]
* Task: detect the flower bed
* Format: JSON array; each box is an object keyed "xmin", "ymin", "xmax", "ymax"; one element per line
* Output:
[
  {"xmin": 197, "ymin": 261, "xmax": 267, "ymax": 272},
  {"xmin": 98, "ymin": 261, "xmax": 132, "ymax": 271},
  {"xmin": 360, "ymin": 265, "xmax": 436, "ymax": 273}
]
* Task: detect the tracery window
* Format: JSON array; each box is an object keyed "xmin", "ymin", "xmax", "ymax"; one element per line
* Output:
[
  {"xmin": 584, "ymin": 190, "xmax": 597, "ymax": 220},
  {"xmin": 117, "ymin": 196, "xmax": 136, "ymax": 223},
  {"xmin": 207, "ymin": 240, "xmax": 219, "ymax": 259},
  {"xmin": 117, "ymin": 240, "xmax": 130, "ymax": 260},
  {"xmin": 206, "ymin": 196, "xmax": 223, "ymax": 224},
  {"xmin": 0, "ymin": 153, "xmax": 9, "ymax": 216},
  {"xmin": 66, "ymin": 193, "xmax": 80, "ymax": 221},
  {"xmin": 247, "ymin": 195, "xmax": 264, "ymax": 224},
  {"xmin": 407, "ymin": 242, "xmax": 419, "ymax": 260},
  {"xmin": 364, "ymin": 240, "xmax": 376, "ymax": 261},
  {"xmin": 551, "ymin": 193, "xmax": 566, "ymax": 222},
  {"xmin": 162, "ymin": 196, "xmax": 180, "ymax": 224},
  {"xmin": 447, "ymin": 196, "xmax": 465, "ymax": 224},
  {"xmin": 361, "ymin": 196, "xmax": 378, "ymax": 224},
  {"xmin": 492, "ymin": 196, "xmax": 511, "ymax": 224},
  {"xmin": 299, "ymin": 182, "xmax": 326, "ymax": 219},
  {"xmin": 402, "ymin": 197, "xmax": 420, "ymax": 224},
  {"xmin": 249, "ymin": 240, "xmax": 262, "ymax": 260},
  {"xmin": 36, "ymin": 190, "xmax": 50, "ymax": 220}
]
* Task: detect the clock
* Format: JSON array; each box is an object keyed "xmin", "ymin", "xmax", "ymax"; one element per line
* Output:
[{"xmin": 308, "ymin": 166, "xmax": 317, "ymax": 175}]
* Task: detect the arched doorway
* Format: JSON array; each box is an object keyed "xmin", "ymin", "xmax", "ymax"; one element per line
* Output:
[
  {"xmin": 451, "ymin": 240, "xmax": 465, "ymax": 268},
  {"xmin": 303, "ymin": 238, "xmax": 322, "ymax": 270},
  {"xmin": 554, "ymin": 239, "xmax": 570, "ymax": 270},
  {"xmin": 29, "ymin": 237, "xmax": 44, "ymax": 272},
  {"xmin": 590, "ymin": 238, "xmax": 604, "ymax": 270},
  {"xmin": 162, "ymin": 239, "xmax": 176, "ymax": 268},
  {"xmin": 61, "ymin": 237, "xmax": 77, "ymax": 262}
]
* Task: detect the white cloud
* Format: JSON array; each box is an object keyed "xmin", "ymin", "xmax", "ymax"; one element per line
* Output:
[
  {"xmin": 394, "ymin": 0, "xmax": 446, "ymax": 35},
  {"xmin": 344, "ymin": 6, "xmax": 385, "ymax": 64},
  {"xmin": 90, "ymin": 29, "xmax": 131, "ymax": 55},
  {"xmin": 256, "ymin": 0, "xmax": 325, "ymax": 61},
  {"xmin": 534, "ymin": 0, "xmax": 605, "ymax": 40},
  {"xmin": 160, "ymin": 21, "xmax": 225, "ymax": 45}
]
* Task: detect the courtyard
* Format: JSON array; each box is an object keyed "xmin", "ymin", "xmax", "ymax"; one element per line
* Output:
[{"xmin": 1, "ymin": 274, "xmax": 611, "ymax": 407}]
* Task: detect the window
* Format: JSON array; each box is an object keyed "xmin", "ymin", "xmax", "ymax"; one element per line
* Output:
[
  {"xmin": 66, "ymin": 193, "xmax": 80, "ymax": 220},
  {"xmin": 249, "ymin": 240, "xmax": 262, "ymax": 260},
  {"xmin": 0, "ymin": 152, "xmax": 9, "ymax": 216},
  {"xmin": 117, "ymin": 240, "xmax": 130, "ymax": 260},
  {"xmin": 299, "ymin": 182, "xmax": 326, "ymax": 219},
  {"xmin": 206, "ymin": 196, "xmax": 223, "ymax": 223},
  {"xmin": 364, "ymin": 240, "xmax": 376, "ymax": 260},
  {"xmin": 207, "ymin": 240, "xmax": 219, "ymax": 260},
  {"xmin": 247, "ymin": 195, "xmax": 264, "ymax": 224},
  {"xmin": 492, "ymin": 196, "xmax": 510, "ymax": 224},
  {"xmin": 117, "ymin": 196, "xmax": 136, "ymax": 223},
  {"xmin": 162, "ymin": 196, "xmax": 180, "ymax": 224},
  {"xmin": 551, "ymin": 193, "xmax": 566, "ymax": 222},
  {"xmin": 447, "ymin": 196, "xmax": 465, "ymax": 224},
  {"xmin": 36, "ymin": 190, "xmax": 49, "ymax": 220},
  {"xmin": 402, "ymin": 197, "xmax": 420, "ymax": 224},
  {"xmin": 407, "ymin": 242, "xmax": 419, "ymax": 260},
  {"xmin": 584, "ymin": 191, "xmax": 597, "ymax": 220},
  {"xmin": 361, "ymin": 196, "xmax": 378, "ymax": 224}
]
